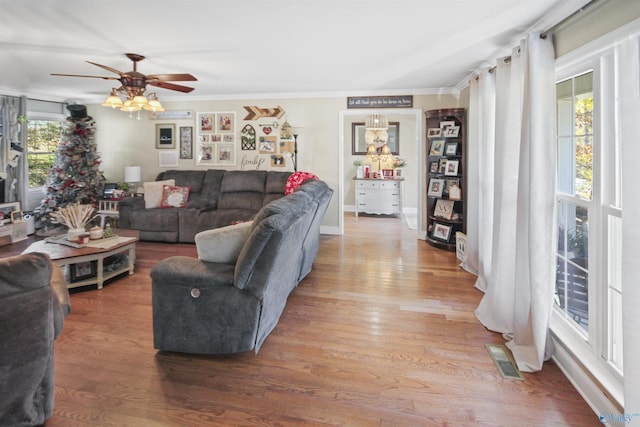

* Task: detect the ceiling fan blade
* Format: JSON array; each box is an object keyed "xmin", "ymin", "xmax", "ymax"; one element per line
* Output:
[
  {"xmin": 86, "ymin": 61, "xmax": 126, "ymax": 76},
  {"xmin": 51, "ymin": 73, "xmax": 120, "ymax": 80},
  {"xmin": 147, "ymin": 73, "xmax": 197, "ymax": 82},
  {"xmin": 149, "ymin": 81, "xmax": 195, "ymax": 93}
]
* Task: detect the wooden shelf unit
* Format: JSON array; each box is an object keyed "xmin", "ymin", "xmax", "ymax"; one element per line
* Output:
[{"xmin": 425, "ymin": 108, "xmax": 466, "ymax": 251}]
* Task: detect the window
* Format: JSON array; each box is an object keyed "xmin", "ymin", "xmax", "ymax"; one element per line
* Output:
[
  {"xmin": 553, "ymin": 37, "xmax": 626, "ymax": 404},
  {"xmin": 555, "ymin": 72, "xmax": 593, "ymax": 333},
  {"xmin": 27, "ymin": 119, "xmax": 61, "ymax": 188}
]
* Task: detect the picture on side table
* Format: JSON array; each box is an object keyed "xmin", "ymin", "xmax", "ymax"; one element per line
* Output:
[
  {"xmin": 0, "ymin": 202, "xmax": 20, "ymax": 225},
  {"xmin": 70, "ymin": 260, "xmax": 97, "ymax": 282}
]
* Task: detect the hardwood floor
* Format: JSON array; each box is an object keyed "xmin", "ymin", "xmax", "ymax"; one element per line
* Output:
[{"xmin": 2, "ymin": 214, "xmax": 598, "ymax": 426}]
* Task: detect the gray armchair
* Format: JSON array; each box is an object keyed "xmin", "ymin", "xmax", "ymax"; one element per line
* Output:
[{"xmin": 0, "ymin": 252, "xmax": 70, "ymax": 427}]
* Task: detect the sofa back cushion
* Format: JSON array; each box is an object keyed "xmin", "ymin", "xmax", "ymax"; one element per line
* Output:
[
  {"xmin": 190, "ymin": 169, "xmax": 226, "ymax": 209},
  {"xmin": 263, "ymin": 171, "xmax": 291, "ymax": 205},
  {"xmin": 157, "ymin": 170, "xmax": 206, "ymax": 193},
  {"xmin": 217, "ymin": 170, "xmax": 267, "ymax": 211}
]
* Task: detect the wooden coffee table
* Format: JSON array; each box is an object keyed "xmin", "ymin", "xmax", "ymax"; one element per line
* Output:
[{"xmin": 23, "ymin": 229, "xmax": 139, "ymax": 290}]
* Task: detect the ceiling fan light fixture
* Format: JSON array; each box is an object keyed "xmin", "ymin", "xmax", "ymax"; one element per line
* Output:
[
  {"xmin": 131, "ymin": 95, "xmax": 149, "ymax": 108},
  {"xmin": 143, "ymin": 94, "xmax": 164, "ymax": 112},
  {"xmin": 120, "ymin": 99, "xmax": 141, "ymax": 112},
  {"xmin": 102, "ymin": 89, "xmax": 123, "ymax": 108}
]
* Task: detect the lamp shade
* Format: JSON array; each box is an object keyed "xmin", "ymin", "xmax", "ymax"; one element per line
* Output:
[{"xmin": 124, "ymin": 166, "xmax": 141, "ymax": 183}]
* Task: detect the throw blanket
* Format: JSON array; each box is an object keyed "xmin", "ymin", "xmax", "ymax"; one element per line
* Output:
[{"xmin": 285, "ymin": 171, "xmax": 318, "ymax": 195}]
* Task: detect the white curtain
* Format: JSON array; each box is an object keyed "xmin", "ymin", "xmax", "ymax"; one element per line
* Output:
[
  {"xmin": 462, "ymin": 69, "xmax": 495, "ymax": 278},
  {"xmin": 472, "ymin": 33, "xmax": 556, "ymax": 372}
]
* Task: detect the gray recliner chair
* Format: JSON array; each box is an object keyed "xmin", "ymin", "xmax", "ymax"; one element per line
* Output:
[{"xmin": 0, "ymin": 252, "xmax": 71, "ymax": 427}]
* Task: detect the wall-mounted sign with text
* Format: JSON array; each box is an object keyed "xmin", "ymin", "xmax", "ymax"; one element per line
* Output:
[{"xmin": 347, "ymin": 95, "xmax": 413, "ymax": 109}]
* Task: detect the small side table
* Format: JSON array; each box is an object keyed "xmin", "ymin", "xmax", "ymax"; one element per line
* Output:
[{"xmin": 97, "ymin": 200, "xmax": 119, "ymax": 228}]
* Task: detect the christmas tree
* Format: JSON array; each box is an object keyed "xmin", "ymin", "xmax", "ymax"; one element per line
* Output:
[{"xmin": 35, "ymin": 104, "xmax": 105, "ymax": 232}]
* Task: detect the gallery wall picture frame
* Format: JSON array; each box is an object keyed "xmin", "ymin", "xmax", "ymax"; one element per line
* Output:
[
  {"xmin": 196, "ymin": 111, "xmax": 237, "ymax": 166},
  {"xmin": 159, "ymin": 151, "xmax": 179, "ymax": 167},
  {"xmin": 156, "ymin": 124, "xmax": 175, "ymax": 149},
  {"xmin": 432, "ymin": 222, "xmax": 453, "ymax": 242},
  {"xmin": 351, "ymin": 122, "xmax": 400, "ymax": 155},
  {"xmin": 179, "ymin": 126, "xmax": 193, "ymax": 159}
]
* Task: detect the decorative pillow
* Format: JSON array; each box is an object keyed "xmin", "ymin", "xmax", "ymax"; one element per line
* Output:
[
  {"xmin": 160, "ymin": 185, "xmax": 191, "ymax": 208},
  {"xmin": 195, "ymin": 221, "xmax": 253, "ymax": 264},
  {"xmin": 143, "ymin": 179, "xmax": 175, "ymax": 209},
  {"xmin": 285, "ymin": 171, "xmax": 319, "ymax": 195}
]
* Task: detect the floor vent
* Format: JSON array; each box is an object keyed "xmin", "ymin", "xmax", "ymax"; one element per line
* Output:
[{"xmin": 486, "ymin": 344, "xmax": 525, "ymax": 380}]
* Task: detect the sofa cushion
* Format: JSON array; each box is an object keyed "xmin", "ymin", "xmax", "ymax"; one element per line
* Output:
[
  {"xmin": 285, "ymin": 171, "xmax": 319, "ymax": 195},
  {"xmin": 195, "ymin": 221, "xmax": 253, "ymax": 264},
  {"xmin": 144, "ymin": 179, "xmax": 175, "ymax": 209},
  {"xmin": 220, "ymin": 170, "xmax": 266, "ymax": 193},
  {"xmin": 160, "ymin": 185, "xmax": 190, "ymax": 208}
]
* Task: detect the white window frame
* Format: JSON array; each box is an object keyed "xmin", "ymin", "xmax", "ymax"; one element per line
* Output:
[
  {"xmin": 25, "ymin": 112, "xmax": 64, "ymax": 211},
  {"xmin": 551, "ymin": 28, "xmax": 630, "ymax": 408}
]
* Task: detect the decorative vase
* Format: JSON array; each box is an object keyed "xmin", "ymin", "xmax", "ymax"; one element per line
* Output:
[{"xmin": 67, "ymin": 227, "xmax": 85, "ymax": 242}]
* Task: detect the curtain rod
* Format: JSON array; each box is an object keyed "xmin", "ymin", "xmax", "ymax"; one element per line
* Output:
[{"xmin": 540, "ymin": 0, "xmax": 604, "ymax": 39}]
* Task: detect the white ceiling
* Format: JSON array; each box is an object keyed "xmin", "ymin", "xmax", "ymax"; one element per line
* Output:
[{"xmin": 0, "ymin": 0, "xmax": 588, "ymax": 103}]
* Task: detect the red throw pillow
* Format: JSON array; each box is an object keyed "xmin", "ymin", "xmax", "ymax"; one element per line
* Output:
[
  {"xmin": 160, "ymin": 185, "xmax": 191, "ymax": 208},
  {"xmin": 285, "ymin": 171, "xmax": 319, "ymax": 195}
]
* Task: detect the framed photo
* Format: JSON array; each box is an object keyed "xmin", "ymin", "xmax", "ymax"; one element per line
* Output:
[
  {"xmin": 196, "ymin": 112, "xmax": 237, "ymax": 166},
  {"xmin": 271, "ymin": 155, "xmax": 286, "ymax": 167},
  {"xmin": 432, "ymin": 222, "xmax": 452, "ymax": 242},
  {"xmin": 449, "ymin": 183, "xmax": 462, "ymax": 201},
  {"xmin": 218, "ymin": 113, "xmax": 235, "ymax": 133},
  {"xmin": 445, "ymin": 142, "xmax": 458, "ymax": 156},
  {"xmin": 352, "ymin": 122, "xmax": 400, "ymax": 155},
  {"xmin": 156, "ymin": 124, "xmax": 175, "ymax": 149},
  {"xmin": 434, "ymin": 199, "xmax": 455, "ymax": 220},
  {"xmin": 443, "ymin": 178, "xmax": 460, "ymax": 196},
  {"xmin": 444, "ymin": 159, "xmax": 459, "ymax": 176},
  {"xmin": 217, "ymin": 144, "xmax": 234, "ymax": 164},
  {"xmin": 444, "ymin": 126, "xmax": 460, "ymax": 138},
  {"xmin": 427, "ymin": 128, "xmax": 442, "ymax": 138},
  {"xmin": 70, "ymin": 260, "xmax": 97, "ymax": 283},
  {"xmin": 179, "ymin": 126, "xmax": 193, "ymax": 159},
  {"xmin": 10, "ymin": 210, "xmax": 24, "ymax": 223},
  {"xmin": 0, "ymin": 202, "xmax": 20, "ymax": 225},
  {"xmin": 438, "ymin": 158, "xmax": 448, "ymax": 174},
  {"xmin": 440, "ymin": 120, "xmax": 455, "ymax": 130},
  {"xmin": 428, "ymin": 178, "xmax": 445, "ymax": 197},
  {"xmin": 259, "ymin": 136, "xmax": 276, "ymax": 154},
  {"xmin": 429, "ymin": 138, "xmax": 445, "ymax": 156},
  {"xmin": 430, "ymin": 161, "xmax": 439, "ymax": 173}
]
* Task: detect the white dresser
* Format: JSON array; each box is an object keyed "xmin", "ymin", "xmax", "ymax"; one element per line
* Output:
[{"xmin": 354, "ymin": 178, "xmax": 403, "ymax": 217}]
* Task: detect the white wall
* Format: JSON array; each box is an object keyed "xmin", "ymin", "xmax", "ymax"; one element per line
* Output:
[{"xmin": 87, "ymin": 93, "xmax": 465, "ymax": 232}]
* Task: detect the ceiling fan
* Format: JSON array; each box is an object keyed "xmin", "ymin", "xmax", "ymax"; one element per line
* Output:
[
  {"xmin": 52, "ymin": 53, "xmax": 197, "ymax": 96},
  {"xmin": 51, "ymin": 53, "xmax": 197, "ymax": 115}
]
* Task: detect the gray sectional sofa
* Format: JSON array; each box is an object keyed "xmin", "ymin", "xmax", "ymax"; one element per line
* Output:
[
  {"xmin": 118, "ymin": 169, "xmax": 292, "ymax": 243},
  {"xmin": 150, "ymin": 179, "xmax": 333, "ymax": 354}
]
